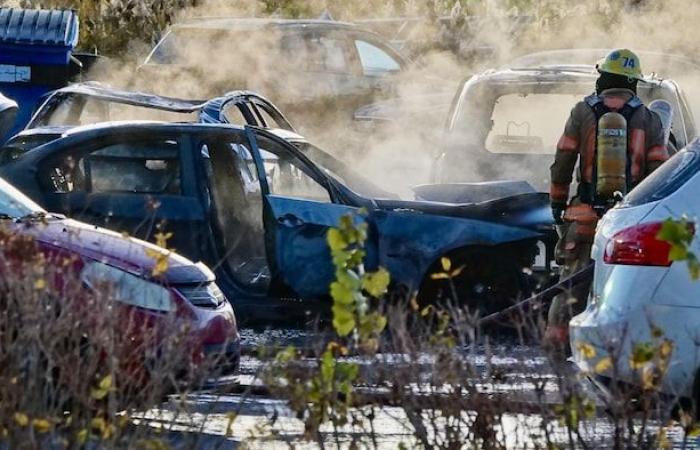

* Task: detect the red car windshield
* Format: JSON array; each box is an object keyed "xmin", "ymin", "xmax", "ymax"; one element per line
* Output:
[{"xmin": 0, "ymin": 177, "xmax": 45, "ymax": 218}]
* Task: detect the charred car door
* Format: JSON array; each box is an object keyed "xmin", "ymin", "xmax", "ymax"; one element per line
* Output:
[
  {"xmin": 34, "ymin": 131, "xmax": 207, "ymax": 257},
  {"xmin": 246, "ymin": 128, "xmax": 366, "ymax": 298}
]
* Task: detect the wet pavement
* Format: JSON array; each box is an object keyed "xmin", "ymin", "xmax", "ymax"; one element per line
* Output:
[{"xmin": 143, "ymin": 328, "xmax": 700, "ymax": 449}]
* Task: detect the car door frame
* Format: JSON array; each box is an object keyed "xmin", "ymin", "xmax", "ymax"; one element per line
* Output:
[
  {"xmin": 33, "ymin": 127, "xmax": 210, "ymax": 256},
  {"xmin": 244, "ymin": 125, "xmax": 374, "ymax": 298}
]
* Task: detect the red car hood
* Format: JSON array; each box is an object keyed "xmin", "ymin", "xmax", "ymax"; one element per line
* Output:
[{"xmin": 23, "ymin": 217, "xmax": 214, "ymax": 285}]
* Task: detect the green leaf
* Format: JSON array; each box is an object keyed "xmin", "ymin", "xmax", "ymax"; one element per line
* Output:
[
  {"xmin": 440, "ymin": 257, "xmax": 451, "ymax": 271},
  {"xmin": 337, "ymin": 270, "xmax": 360, "ymax": 290},
  {"xmin": 330, "ymin": 281, "xmax": 354, "ymax": 305},
  {"xmin": 320, "ymin": 350, "xmax": 335, "ymax": 381},
  {"xmin": 327, "ymin": 228, "xmax": 347, "ymax": 251},
  {"xmin": 361, "ymin": 268, "xmax": 390, "ymax": 297},
  {"xmin": 347, "ymin": 249, "xmax": 365, "ymax": 267},
  {"xmin": 582, "ymin": 398, "xmax": 596, "ymax": 419},
  {"xmin": 657, "ymin": 218, "xmax": 691, "ymax": 244},
  {"xmin": 430, "ymin": 272, "xmax": 450, "ymax": 280},
  {"xmin": 630, "ymin": 342, "xmax": 656, "ymax": 369},
  {"xmin": 332, "ymin": 305, "xmax": 355, "ymax": 336},
  {"xmin": 669, "ymin": 246, "xmax": 688, "ymax": 261}
]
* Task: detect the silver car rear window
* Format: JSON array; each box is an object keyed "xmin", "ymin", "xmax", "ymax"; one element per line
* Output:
[{"xmin": 623, "ymin": 148, "xmax": 700, "ymax": 207}]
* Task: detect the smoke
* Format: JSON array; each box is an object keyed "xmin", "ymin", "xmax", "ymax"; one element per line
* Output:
[{"xmin": 83, "ymin": 0, "xmax": 700, "ymax": 198}]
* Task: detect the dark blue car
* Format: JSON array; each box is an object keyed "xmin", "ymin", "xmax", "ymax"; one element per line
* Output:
[{"xmin": 0, "ymin": 121, "xmax": 550, "ymax": 323}]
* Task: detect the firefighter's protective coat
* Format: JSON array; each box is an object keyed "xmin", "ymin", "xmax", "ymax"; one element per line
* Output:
[{"xmin": 549, "ymin": 87, "xmax": 668, "ymax": 207}]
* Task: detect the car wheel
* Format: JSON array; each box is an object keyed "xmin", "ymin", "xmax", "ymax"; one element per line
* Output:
[{"xmin": 418, "ymin": 244, "xmax": 535, "ymax": 320}]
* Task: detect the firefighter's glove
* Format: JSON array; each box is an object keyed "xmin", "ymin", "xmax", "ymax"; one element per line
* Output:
[{"xmin": 551, "ymin": 202, "xmax": 566, "ymax": 225}]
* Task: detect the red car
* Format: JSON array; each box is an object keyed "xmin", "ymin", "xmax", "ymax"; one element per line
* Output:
[{"xmin": 0, "ymin": 174, "xmax": 240, "ymax": 379}]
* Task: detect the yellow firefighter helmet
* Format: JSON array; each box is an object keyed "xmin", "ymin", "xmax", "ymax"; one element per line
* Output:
[{"xmin": 596, "ymin": 49, "xmax": 643, "ymax": 80}]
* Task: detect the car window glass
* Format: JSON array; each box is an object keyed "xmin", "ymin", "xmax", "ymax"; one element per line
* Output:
[
  {"xmin": 623, "ymin": 149, "xmax": 700, "ymax": 206},
  {"xmin": 41, "ymin": 138, "xmax": 182, "ymax": 195},
  {"xmin": 0, "ymin": 177, "xmax": 44, "ymax": 218},
  {"xmin": 222, "ymin": 103, "xmax": 249, "ymax": 125},
  {"xmin": 637, "ymin": 84, "xmax": 686, "ymax": 146},
  {"xmin": 43, "ymin": 96, "xmax": 83, "ymax": 126},
  {"xmin": 354, "ymin": 40, "xmax": 401, "ymax": 75},
  {"xmin": 485, "ymin": 93, "xmax": 581, "ymax": 154},
  {"xmin": 254, "ymin": 134, "xmax": 331, "ymax": 202},
  {"xmin": 307, "ymin": 35, "xmax": 349, "ymax": 74}
]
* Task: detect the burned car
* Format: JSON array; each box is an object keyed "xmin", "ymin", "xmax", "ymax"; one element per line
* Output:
[
  {"xmin": 421, "ymin": 65, "xmax": 696, "ymax": 273},
  {"xmin": 0, "ymin": 121, "xmax": 549, "ymax": 323},
  {"xmin": 433, "ymin": 65, "xmax": 696, "ymax": 191},
  {"xmin": 0, "ymin": 82, "xmax": 293, "ymax": 163}
]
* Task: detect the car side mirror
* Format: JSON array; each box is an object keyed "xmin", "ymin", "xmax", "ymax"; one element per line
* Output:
[{"xmin": 0, "ymin": 94, "xmax": 18, "ymax": 142}]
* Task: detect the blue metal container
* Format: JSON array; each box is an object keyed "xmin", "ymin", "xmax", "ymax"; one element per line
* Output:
[{"xmin": 0, "ymin": 8, "xmax": 79, "ymax": 141}]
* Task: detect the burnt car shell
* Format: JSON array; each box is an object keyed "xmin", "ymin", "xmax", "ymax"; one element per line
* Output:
[
  {"xmin": 434, "ymin": 65, "xmax": 697, "ymax": 191},
  {"xmin": 0, "ymin": 122, "xmax": 544, "ymax": 323}
]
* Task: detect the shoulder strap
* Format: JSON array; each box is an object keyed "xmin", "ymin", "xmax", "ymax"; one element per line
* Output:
[
  {"xmin": 585, "ymin": 93, "xmax": 643, "ymax": 121},
  {"xmin": 619, "ymin": 96, "xmax": 643, "ymax": 121},
  {"xmin": 585, "ymin": 94, "xmax": 609, "ymax": 120}
]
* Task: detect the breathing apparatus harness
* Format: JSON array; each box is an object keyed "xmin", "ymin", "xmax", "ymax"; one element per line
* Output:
[{"xmin": 578, "ymin": 93, "xmax": 643, "ymax": 216}]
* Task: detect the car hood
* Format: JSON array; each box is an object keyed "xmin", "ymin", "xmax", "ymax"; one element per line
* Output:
[
  {"xmin": 26, "ymin": 217, "xmax": 214, "ymax": 284},
  {"xmin": 374, "ymin": 190, "xmax": 553, "ymax": 231}
]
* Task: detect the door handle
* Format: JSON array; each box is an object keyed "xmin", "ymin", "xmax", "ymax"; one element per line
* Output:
[{"xmin": 277, "ymin": 213, "xmax": 305, "ymax": 227}]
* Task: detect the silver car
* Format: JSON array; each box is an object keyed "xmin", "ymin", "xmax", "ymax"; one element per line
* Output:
[{"xmin": 571, "ymin": 140, "xmax": 700, "ymax": 403}]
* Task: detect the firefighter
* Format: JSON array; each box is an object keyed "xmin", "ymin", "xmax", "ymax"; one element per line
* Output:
[{"xmin": 545, "ymin": 49, "xmax": 669, "ymax": 348}]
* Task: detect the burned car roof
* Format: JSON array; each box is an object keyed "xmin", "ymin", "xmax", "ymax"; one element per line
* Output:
[
  {"xmin": 30, "ymin": 81, "xmax": 206, "ymax": 114},
  {"xmin": 1, "ymin": 83, "xmax": 295, "ymax": 162},
  {"xmin": 26, "ymin": 82, "xmax": 292, "ymax": 127},
  {"xmin": 461, "ymin": 65, "xmax": 667, "ymax": 85},
  {"xmin": 509, "ymin": 49, "xmax": 700, "ymax": 77}
]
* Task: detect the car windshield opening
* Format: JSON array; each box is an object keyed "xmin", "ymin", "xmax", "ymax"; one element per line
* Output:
[
  {"xmin": 294, "ymin": 142, "xmax": 396, "ymax": 199},
  {"xmin": 0, "ymin": 177, "xmax": 45, "ymax": 218},
  {"xmin": 485, "ymin": 93, "xmax": 582, "ymax": 154},
  {"xmin": 454, "ymin": 80, "xmax": 685, "ymax": 155},
  {"xmin": 34, "ymin": 94, "xmax": 198, "ymax": 127}
]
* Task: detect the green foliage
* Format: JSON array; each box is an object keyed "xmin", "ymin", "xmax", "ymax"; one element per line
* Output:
[
  {"xmin": 629, "ymin": 341, "xmax": 656, "ymax": 369},
  {"xmin": 264, "ymin": 212, "xmax": 390, "ymax": 440},
  {"xmin": 658, "ymin": 218, "xmax": 700, "ymax": 278},
  {"xmin": 327, "ymin": 212, "xmax": 389, "ymax": 343}
]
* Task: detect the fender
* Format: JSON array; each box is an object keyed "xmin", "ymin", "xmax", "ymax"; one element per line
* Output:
[{"xmin": 369, "ymin": 209, "xmax": 541, "ymax": 290}]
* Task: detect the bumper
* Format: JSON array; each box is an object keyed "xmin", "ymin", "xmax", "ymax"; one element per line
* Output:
[
  {"xmin": 571, "ymin": 303, "xmax": 700, "ymax": 400},
  {"xmin": 204, "ymin": 338, "xmax": 241, "ymax": 374}
]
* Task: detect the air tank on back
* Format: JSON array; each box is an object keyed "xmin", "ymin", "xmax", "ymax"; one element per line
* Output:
[{"xmin": 596, "ymin": 111, "xmax": 627, "ymax": 201}]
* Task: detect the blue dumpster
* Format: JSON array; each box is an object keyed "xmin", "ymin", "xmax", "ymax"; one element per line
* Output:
[{"xmin": 0, "ymin": 8, "xmax": 79, "ymax": 142}]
